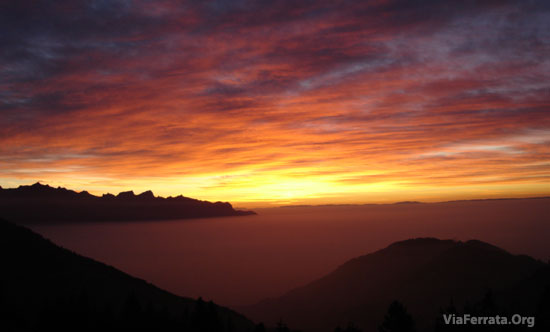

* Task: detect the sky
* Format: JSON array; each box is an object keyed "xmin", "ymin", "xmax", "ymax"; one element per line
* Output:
[{"xmin": 1, "ymin": 0, "xmax": 549, "ymax": 207}]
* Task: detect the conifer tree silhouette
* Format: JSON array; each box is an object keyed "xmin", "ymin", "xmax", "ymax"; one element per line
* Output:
[
  {"xmin": 476, "ymin": 290, "xmax": 498, "ymax": 316},
  {"xmin": 276, "ymin": 318, "xmax": 290, "ymax": 332},
  {"xmin": 254, "ymin": 322, "xmax": 267, "ymax": 332},
  {"xmin": 435, "ymin": 299, "xmax": 460, "ymax": 332},
  {"xmin": 378, "ymin": 300, "xmax": 416, "ymax": 332}
]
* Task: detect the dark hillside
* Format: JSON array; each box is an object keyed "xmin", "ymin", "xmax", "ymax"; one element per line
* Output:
[{"xmin": 0, "ymin": 218, "xmax": 255, "ymax": 331}]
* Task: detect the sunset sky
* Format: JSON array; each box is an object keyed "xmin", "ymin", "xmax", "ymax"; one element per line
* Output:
[{"xmin": 1, "ymin": 0, "xmax": 549, "ymax": 206}]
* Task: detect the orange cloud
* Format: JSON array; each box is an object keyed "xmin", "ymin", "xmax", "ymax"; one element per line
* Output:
[{"xmin": 1, "ymin": 1, "xmax": 549, "ymax": 206}]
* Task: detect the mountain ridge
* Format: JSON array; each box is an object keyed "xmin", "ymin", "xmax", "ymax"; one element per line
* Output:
[
  {"xmin": 242, "ymin": 238, "xmax": 549, "ymax": 332},
  {"xmin": 0, "ymin": 217, "xmax": 256, "ymax": 331},
  {"xmin": 0, "ymin": 182, "xmax": 256, "ymax": 223},
  {"xmin": 274, "ymin": 196, "xmax": 550, "ymax": 209}
]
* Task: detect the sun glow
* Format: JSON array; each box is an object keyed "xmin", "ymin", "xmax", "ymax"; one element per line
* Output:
[{"xmin": 1, "ymin": 1, "xmax": 549, "ymax": 206}]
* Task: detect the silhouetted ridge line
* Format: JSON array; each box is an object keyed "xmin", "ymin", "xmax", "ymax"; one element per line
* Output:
[
  {"xmin": 276, "ymin": 196, "xmax": 550, "ymax": 208},
  {"xmin": 0, "ymin": 218, "xmax": 256, "ymax": 331},
  {"xmin": 388, "ymin": 237, "xmax": 455, "ymax": 247},
  {"xmin": 0, "ymin": 182, "xmax": 256, "ymax": 223},
  {"xmin": 242, "ymin": 238, "xmax": 549, "ymax": 332}
]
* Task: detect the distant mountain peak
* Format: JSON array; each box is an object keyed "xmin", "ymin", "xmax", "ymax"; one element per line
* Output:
[
  {"xmin": 117, "ymin": 190, "xmax": 136, "ymax": 199},
  {"xmin": 29, "ymin": 182, "xmax": 49, "ymax": 188},
  {"xmin": 137, "ymin": 190, "xmax": 155, "ymax": 199}
]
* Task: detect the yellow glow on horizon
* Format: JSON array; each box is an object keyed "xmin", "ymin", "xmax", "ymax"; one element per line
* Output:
[
  {"xmin": 3, "ymin": 169, "xmax": 548, "ymax": 209},
  {"xmin": 1, "ymin": 2, "xmax": 549, "ymax": 211}
]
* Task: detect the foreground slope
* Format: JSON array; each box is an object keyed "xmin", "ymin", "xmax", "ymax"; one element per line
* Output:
[
  {"xmin": 243, "ymin": 238, "xmax": 549, "ymax": 331},
  {"xmin": 0, "ymin": 183, "xmax": 255, "ymax": 223},
  {"xmin": 0, "ymin": 218, "xmax": 255, "ymax": 331}
]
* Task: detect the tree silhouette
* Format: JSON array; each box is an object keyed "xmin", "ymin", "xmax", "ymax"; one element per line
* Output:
[
  {"xmin": 276, "ymin": 318, "xmax": 290, "ymax": 332},
  {"xmin": 254, "ymin": 322, "xmax": 266, "ymax": 332},
  {"xmin": 435, "ymin": 299, "xmax": 460, "ymax": 332},
  {"xmin": 476, "ymin": 290, "xmax": 498, "ymax": 316},
  {"xmin": 378, "ymin": 300, "xmax": 416, "ymax": 332}
]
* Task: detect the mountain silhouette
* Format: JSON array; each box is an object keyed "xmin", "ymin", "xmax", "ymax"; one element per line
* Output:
[
  {"xmin": 242, "ymin": 238, "xmax": 549, "ymax": 332},
  {"xmin": 0, "ymin": 218, "xmax": 256, "ymax": 331},
  {"xmin": 0, "ymin": 182, "xmax": 255, "ymax": 223}
]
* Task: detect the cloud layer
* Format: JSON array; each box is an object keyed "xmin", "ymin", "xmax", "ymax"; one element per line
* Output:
[{"xmin": 1, "ymin": 0, "xmax": 549, "ymax": 205}]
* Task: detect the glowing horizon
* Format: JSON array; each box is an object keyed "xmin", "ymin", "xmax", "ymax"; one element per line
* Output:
[{"xmin": 1, "ymin": 1, "xmax": 549, "ymax": 207}]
